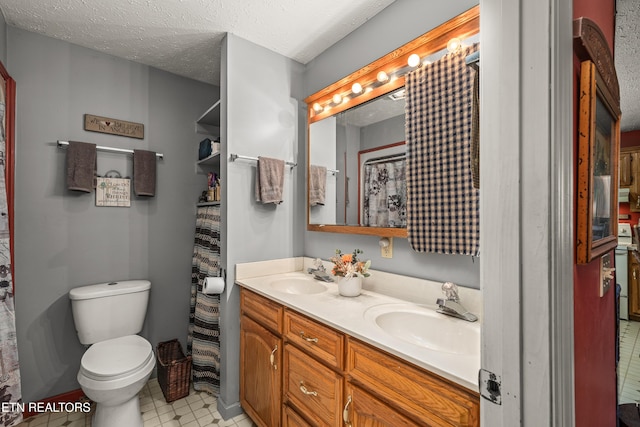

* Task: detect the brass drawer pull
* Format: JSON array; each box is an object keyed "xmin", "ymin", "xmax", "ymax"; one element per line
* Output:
[
  {"xmin": 299, "ymin": 331, "xmax": 319, "ymax": 343},
  {"xmin": 343, "ymin": 395, "xmax": 352, "ymax": 426},
  {"xmin": 269, "ymin": 344, "xmax": 278, "ymax": 370},
  {"xmin": 299, "ymin": 381, "xmax": 318, "ymax": 397}
]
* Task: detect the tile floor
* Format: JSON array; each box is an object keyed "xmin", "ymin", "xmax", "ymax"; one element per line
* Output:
[
  {"xmin": 15, "ymin": 379, "xmax": 256, "ymax": 427},
  {"xmin": 619, "ymin": 319, "xmax": 640, "ymax": 404}
]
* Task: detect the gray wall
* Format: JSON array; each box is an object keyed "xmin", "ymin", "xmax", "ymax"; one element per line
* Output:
[
  {"xmin": 0, "ymin": 11, "xmax": 6, "ymax": 65},
  {"xmin": 303, "ymin": 0, "xmax": 481, "ymax": 289},
  {"xmin": 218, "ymin": 33, "xmax": 305, "ymax": 418},
  {"xmin": 9, "ymin": 27, "xmax": 219, "ymax": 402}
]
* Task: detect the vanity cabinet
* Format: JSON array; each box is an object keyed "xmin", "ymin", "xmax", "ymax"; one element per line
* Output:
[
  {"xmin": 347, "ymin": 339, "xmax": 480, "ymax": 427},
  {"xmin": 239, "ymin": 287, "xmax": 480, "ymax": 427},
  {"xmin": 629, "ymin": 251, "xmax": 640, "ymax": 322},
  {"xmin": 240, "ymin": 290, "xmax": 283, "ymax": 427}
]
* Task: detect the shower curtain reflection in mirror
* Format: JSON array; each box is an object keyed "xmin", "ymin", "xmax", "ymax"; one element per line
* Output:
[{"xmin": 362, "ymin": 157, "xmax": 407, "ymax": 227}]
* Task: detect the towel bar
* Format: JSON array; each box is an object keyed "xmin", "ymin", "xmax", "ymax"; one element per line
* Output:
[
  {"xmin": 230, "ymin": 153, "xmax": 296, "ymax": 168},
  {"xmin": 57, "ymin": 140, "xmax": 164, "ymax": 159}
]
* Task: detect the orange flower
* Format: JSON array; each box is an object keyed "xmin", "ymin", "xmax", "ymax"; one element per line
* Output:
[{"xmin": 342, "ymin": 254, "xmax": 353, "ymax": 263}]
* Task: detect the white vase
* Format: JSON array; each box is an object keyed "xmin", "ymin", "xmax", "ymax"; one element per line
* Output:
[{"xmin": 337, "ymin": 275, "xmax": 362, "ymax": 297}]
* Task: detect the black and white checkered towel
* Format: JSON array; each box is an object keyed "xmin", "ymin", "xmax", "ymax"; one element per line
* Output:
[{"xmin": 405, "ymin": 44, "xmax": 480, "ymax": 255}]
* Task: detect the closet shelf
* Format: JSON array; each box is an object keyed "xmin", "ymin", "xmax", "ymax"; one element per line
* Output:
[
  {"xmin": 197, "ymin": 201, "xmax": 221, "ymax": 207},
  {"xmin": 197, "ymin": 151, "xmax": 220, "ymax": 166},
  {"xmin": 196, "ymin": 100, "xmax": 221, "ymax": 127}
]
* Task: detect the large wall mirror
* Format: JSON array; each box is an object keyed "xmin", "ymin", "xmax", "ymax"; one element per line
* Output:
[{"xmin": 306, "ymin": 6, "xmax": 479, "ymax": 237}]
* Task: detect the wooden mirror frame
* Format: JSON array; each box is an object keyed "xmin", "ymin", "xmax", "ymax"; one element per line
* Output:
[
  {"xmin": 305, "ymin": 5, "xmax": 479, "ymax": 237},
  {"xmin": 574, "ymin": 17, "xmax": 621, "ymax": 264}
]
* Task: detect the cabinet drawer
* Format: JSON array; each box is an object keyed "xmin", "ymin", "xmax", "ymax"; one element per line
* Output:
[
  {"xmin": 284, "ymin": 310, "xmax": 344, "ymax": 370},
  {"xmin": 284, "ymin": 344, "xmax": 343, "ymax": 427},
  {"xmin": 240, "ymin": 288, "xmax": 283, "ymax": 334},
  {"xmin": 347, "ymin": 339, "xmax": 479, "ymax": 427},
  {"xmin": 282, "ymin": 405, "xmax": 314, "ymax": 427}
]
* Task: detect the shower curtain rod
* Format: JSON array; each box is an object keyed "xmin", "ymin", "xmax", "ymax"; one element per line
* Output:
[
  {"xmin": 364, "ymin": 153, "xmax": 406, "ymax": 166},
  {"xmin": 57, "ymin": 140, "xmax": 164, "ymax": 159}
]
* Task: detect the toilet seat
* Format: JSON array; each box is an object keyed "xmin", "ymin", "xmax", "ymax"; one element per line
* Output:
[{"xmin": 80, "ymin": 335, "xmax": 153, "ymax": 381}]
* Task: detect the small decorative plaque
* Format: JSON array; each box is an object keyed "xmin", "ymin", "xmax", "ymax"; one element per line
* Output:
[
  {"xmin": 96, "ymin": 178, "xmax": 131, "ymax": 207},
  {"xmin": 84, "ymin": 114, "xmax": 144, "ymax": 139}
]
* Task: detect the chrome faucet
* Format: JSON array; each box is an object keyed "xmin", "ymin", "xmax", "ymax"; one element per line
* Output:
[
  {"xmin": 308, "ymin": 258, "xmax": 334, "ymax": 282},
  {"xmin": 436, "ymin": 282, "xmax": 477, "ymax": 322}
]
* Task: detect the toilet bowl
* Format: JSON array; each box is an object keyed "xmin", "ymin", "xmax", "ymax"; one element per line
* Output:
[
  {"xmin": 69, "ymin": 280, "xmax": 154, "ymax": 427},
  {"xmin": 78, "ymin": 335, "xmax": 155, "ymax": 427}
]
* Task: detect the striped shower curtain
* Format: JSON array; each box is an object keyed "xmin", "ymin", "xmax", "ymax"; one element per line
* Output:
[
  {"xmin": 187, "ymin": 205, "xmax": 221, "ymax": 395},
  {"xmin": 0, "ymin": 77, "xmax": 22, "ymax": 427}
]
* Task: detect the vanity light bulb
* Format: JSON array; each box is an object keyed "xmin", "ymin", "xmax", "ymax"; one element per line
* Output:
[
  {"xmin": 447, "ymin": 37, "xmax": 461, "ymax": 52},
  {"xmin": 407, "ymin": 53, "xmax": 421, "ymax": 67},
  {"xmin": 313, "ymin": 103, "xmax": 323, "ymax": 113},
  {"xmin": 351, "ymin": 83, "xmax": 363, "ymax": 94},
  {"xmin": 332, "ymin": 94, "xmax": 342, "ymax": 104},
  {"xmin": 377, "ymin": 71, "xmax": 389, "ymax": 83}
]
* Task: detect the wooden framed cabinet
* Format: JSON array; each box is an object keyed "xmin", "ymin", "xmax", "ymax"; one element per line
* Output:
[
  {"xmin": 621, "ymin": 147, "xmax": 640, "ymax": 211},
  {"xmin": 240, "ymin": 290, "xmax": 283, "ymax": 427},
  {"xmin": 239, "ymin": 287, "xmax": 480, "ymax": 427}
]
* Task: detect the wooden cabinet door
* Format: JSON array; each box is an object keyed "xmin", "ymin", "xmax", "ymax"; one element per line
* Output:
[
  {"xmin": 629, "ymin": 252, "xmax": 640, "ymax": 321},
  {"xmin": 240, "ymin": 315, "xmax": 282, "ymax": 427},
  {"xmin": 344, "ymin": 384, "xmax": 420, "ymax": 427},
  {"xmin": 631, "ymin": 152, "xmax": 640, "ymax": 212},
  {"xmin": 621, "ymin": 151, "xmax": 633, "ymax": 188}
]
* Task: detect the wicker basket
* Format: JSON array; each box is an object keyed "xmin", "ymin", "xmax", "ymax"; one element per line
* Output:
[{"xmin": 156, "ymin": 339, "xmax": 192, "ymax": 403}]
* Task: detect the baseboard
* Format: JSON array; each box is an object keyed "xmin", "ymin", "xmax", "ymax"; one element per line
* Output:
[
  {"xmin": 216, "ymin": 397, "xmax": 243, "ymax": 420},
  {"xmin": 23, "ymin": 388, "xmax": 87, "ymax": 419}
]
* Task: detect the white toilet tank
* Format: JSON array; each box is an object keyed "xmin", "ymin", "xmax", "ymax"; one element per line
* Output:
[{"xmin": 69, "ymin": 280, "xmax": 151, "ymax": 345}]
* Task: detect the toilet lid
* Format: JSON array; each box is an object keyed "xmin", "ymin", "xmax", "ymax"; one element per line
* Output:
[{"xmin": 81, "ymin": 335, "xmax": 153, "ymax": 381}]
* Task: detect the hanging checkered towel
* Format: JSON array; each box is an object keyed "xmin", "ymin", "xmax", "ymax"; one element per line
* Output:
[{"xmin": 405, "ymin": 44, "xmax": 479, "ymax": 255}]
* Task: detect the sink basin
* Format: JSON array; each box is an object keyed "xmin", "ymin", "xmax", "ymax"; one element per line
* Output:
[
  {"xmin": 364, "ymin": 303, "xmax": 479, "ymax": 355},
  {"xmin": 270, "ymin": 278, "xmax": 328, "ymax": 295}
]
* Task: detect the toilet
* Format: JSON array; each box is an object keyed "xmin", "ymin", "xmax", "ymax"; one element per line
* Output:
[{"xmin": 69, "ymin": 280, "xmax": 155, "ymax": 427}]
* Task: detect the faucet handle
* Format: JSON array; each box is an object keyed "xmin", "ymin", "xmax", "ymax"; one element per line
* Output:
[
  {"xmin": 313, "ymin": 258, "xmax": 325, "ymax": 271},
  {"xmin": 441, "ymin": 282, "xmax": 459, "ymax": 302}
]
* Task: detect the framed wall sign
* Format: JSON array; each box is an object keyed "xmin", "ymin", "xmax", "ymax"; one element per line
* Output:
[
  {"xmin": 574, "ymin": 18, "xmax": 621, "ymax": 264},
  {"xmin": 96, "ymin": 177, "xmax": 131, "ymax": 207}
]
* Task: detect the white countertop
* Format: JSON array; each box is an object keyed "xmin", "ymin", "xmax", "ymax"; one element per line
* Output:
[{"xmin": 235, "ymin": 268, "xmax": 480, "ymax": 392}]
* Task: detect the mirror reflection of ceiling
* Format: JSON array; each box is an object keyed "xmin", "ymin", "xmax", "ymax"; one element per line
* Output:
[
  {"xmin": 336, "ymin": 34, "xmax": 480, "ymax": 128},
  {"xmin": 616, "ymin": 0, "xmax": 640, "ymax": 131}
]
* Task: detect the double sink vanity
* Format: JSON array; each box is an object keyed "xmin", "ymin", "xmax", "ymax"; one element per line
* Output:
[{"xmin": 236, "ymin": 257, "xmax": 481, "ymax": 427}]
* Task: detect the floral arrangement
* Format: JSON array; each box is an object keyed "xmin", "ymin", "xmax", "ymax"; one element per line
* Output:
[{"xmin": 330, "ymin": 249, "xmax": 371, "ymax": 278}]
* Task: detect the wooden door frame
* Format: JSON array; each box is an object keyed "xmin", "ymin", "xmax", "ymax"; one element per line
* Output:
[{"xmin": 0, "ymin": 60, "xmax": 15, "ymax": 290}]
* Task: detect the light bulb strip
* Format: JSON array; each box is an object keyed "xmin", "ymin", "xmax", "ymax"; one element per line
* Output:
[{"xmin": 305, "ymin": 5, "xmax": 479, "ymax": 123}]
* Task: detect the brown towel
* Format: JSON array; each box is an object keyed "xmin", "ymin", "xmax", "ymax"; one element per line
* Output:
[
  {"xmin": 309, "ymin": 165, "xmax": 327, "ymax": 206},
  {"xmin": 66, "ymin": 141, "xmax": 96, "ymax": 193},
  {"xmin": 255, "ymin": 156, "xmax": 285, "ymax": 204},
  {"xmin": 134, "ymin": 149, "xmax": 157, "ymax": 197}
]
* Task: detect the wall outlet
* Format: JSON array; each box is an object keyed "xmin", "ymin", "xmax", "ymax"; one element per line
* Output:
[{"xmin": 381, "ymin": 237, "xmax": 393, "ymax": 258}]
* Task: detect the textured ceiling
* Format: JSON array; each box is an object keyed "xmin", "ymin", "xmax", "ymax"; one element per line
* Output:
[
  {"xmin": 2, "ymin": 1, "xmax": 638, "ymax": 131},
  {"xmin": 616, "ymin": 0, "xmax": 640, "ymax": 131},
  {"xmin": 0, "ymin": 0, "xmax": 395, "ymax": 85}
]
